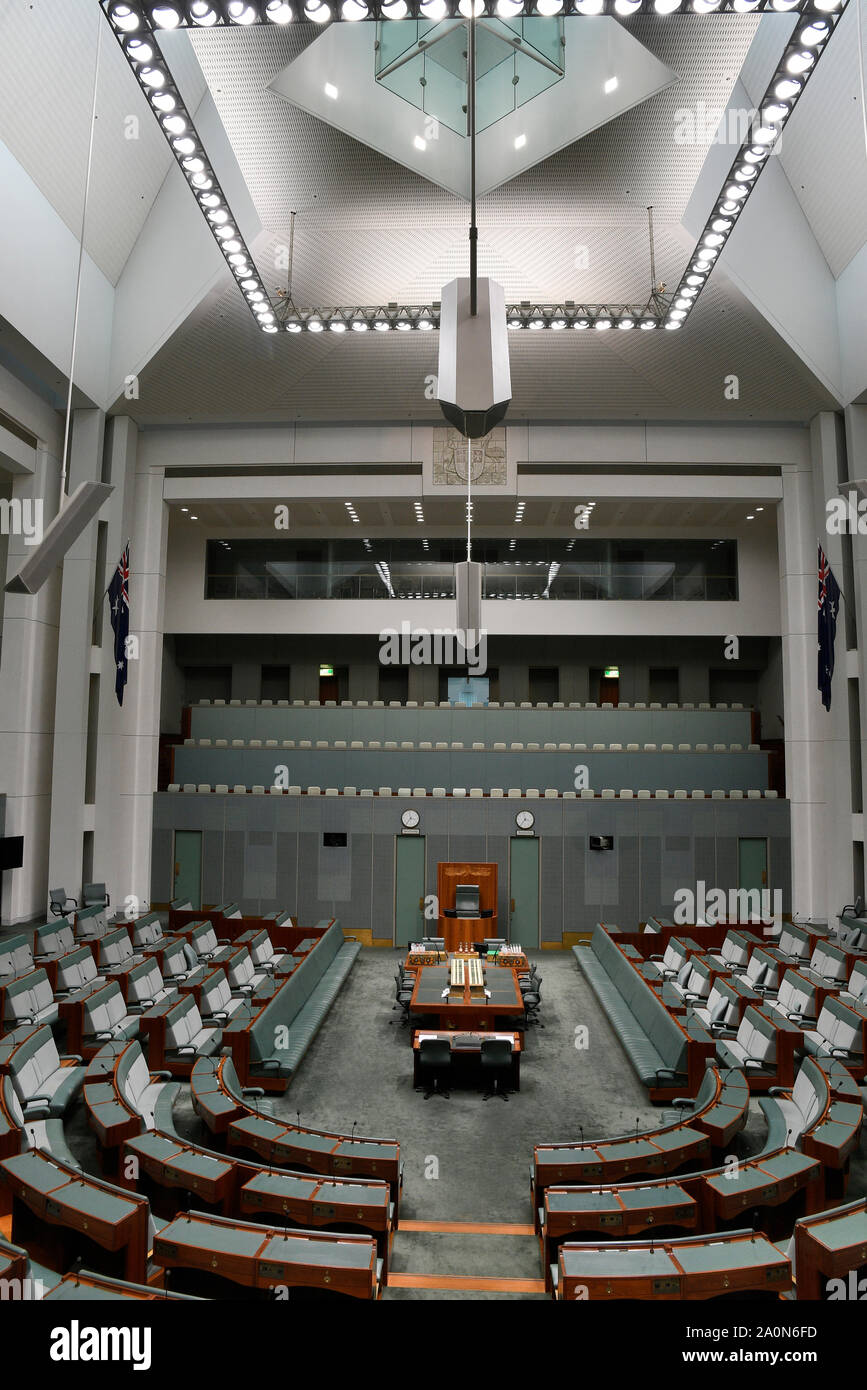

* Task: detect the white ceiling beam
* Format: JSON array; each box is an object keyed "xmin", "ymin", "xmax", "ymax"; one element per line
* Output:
[
  {"xmin": 681, "ymin": 76, "xmax": 842, "ymax": 403},
  {"xmin": 107, "ymin": 33, "xmax": 264, "ymax": 408}
]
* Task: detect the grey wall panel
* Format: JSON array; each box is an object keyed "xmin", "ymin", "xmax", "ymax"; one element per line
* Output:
[
  {"xmin": 223, "ymin": 829, "xmax": 246, "ymax": 905},
  {"xmin": 201, "ymin": 830, "xmax": 225, "ymax": 906},
  {"xmin": 190, "ymin": 704, "xmax": 754, "ymax": 746},
  {"xmin": 563, "ymin": 804, "xmax": 588, "ymax": 933},
  {"xmin": 532, "ymin": 800, "xmax": 564, "ymax": 944},
  {"xmin": 640, "ymin": 833, "xmax": 664, "ymax": 923},
  {"xmin": 150, "ymin": 827, "xmax": 173, "ymax": 904},
  {"xmin": 148, "ymin": 793, "xmax": 792, "ymax": 937}
]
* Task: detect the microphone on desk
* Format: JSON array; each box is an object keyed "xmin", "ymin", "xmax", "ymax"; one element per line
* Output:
[
  {"xmin": 351, "ymin": 1120, "xmax": 358, "ymax": 1142},
  {"xmin": 786, "ymin": 1128, "xmax": 793, "ymax": 1149},
  {"xmin": 578, "ymin": 1125, "xmax": 584, "ymax": 1147}
]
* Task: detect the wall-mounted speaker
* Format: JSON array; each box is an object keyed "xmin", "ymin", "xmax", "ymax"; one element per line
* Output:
[
  {"xmin": 589, "ymin": 835, "xmax": 615, "ymax": 852},
  {"xmin": 5, "ymin": 481, "xmax": 113, "ymax": 595}
]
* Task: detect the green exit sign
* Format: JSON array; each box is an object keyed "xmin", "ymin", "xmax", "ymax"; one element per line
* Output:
[
  {"xmin": 604, "ymin": 666, "xmax": 620, "ymax": 679},
  {"xmin": 319, "ymin": 665, "xmax": 334, "ymax": 677}
]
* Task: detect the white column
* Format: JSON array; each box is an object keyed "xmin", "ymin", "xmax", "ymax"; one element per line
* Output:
[
  {"xmin": 811, "ymin": 413, "xmax": 855, "ymax": 925},
  {"xmin": 47, "ymin": 409, "xmax": 105, "ymax": 899},
  {"xmin": 778, "ymin": 455, "xmax": 825, "ymax": 918},
  {"xmin": 93, "ymin": 418, "xmax": 167, "ymax": 912},
  {"xmin": 0, "ymin": 443, "xmax": 62, "ymax": 923},
  {"xmin": 844, "ymin": 405, "xmax": 867, "ymax": 827}
]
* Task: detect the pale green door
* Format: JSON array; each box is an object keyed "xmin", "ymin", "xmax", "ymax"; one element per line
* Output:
[
  {"xmin": 509, "ymin": 836, "xmax": 540, "ymax": 948},
  {"xmin": 173, "ymin": 830, "xmax": 202, "ymax": 909},
  {"xmin": 738, "ymin": 837, "xmax": 768, "ymax": 895},
  {"xmin": 394, "ymin": 835, "xmax": 426, "ymax": 946}
]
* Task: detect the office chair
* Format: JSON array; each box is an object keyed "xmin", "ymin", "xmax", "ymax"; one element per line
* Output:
[
  {"xmin": 523, "ymin": 977, "xmax": 543, "ymax": 1027},
  {"xmin": 416, "ymin": 1037, "xmax": 451, "ymax": 1099},
  {"xmin": 49, "ymin": 888, "xmax": 78, "ymax": 917},
  {"xmin": 82, "ymin": 882, "xmax": 110, "ymax": 909},
  {"xmin": 389, "ymin": 974, "xmax": 413, "ymax": 1026},
  {"xmin": 480, "ymin": 1037, "xmax": 512, "ymax": 1102}
]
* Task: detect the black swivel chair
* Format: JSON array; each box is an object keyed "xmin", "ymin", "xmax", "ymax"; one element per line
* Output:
[
  {"xmin": 82, "ymin": 882, "xmax": 110, "ymax": 909},
  {"xmin": 522, "ymin": 976, "xmax": 543, "ymax": 1028},
  {"xmin": 49, "ymin": 888, "xmax": 78, "ymax": 918},
  {"xmin": 480, "ymin": 1037, "xmax": 513, "ymax": 1101},
  {"xmin": 390, "ymin": 973, "xmax": 413, "ymax": 1026},
  {"xmin": 416, "ymin": 1037, "xmax": 451, "ymax": 1099}
]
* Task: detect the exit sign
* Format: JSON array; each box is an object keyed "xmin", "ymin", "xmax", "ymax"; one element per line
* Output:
[
  {"xmin": 319, "ymin": 665, "xmax": 334, "ymax": 677},
  {"xmin": 604, "ymin": 666, "xmax": 620, "ymax": 679}
]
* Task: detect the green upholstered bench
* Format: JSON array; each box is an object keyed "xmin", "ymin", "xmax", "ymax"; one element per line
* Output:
[
  {"xmin": 84, "ymin": 1039, "xmax": 179, "ymax": 1147},
  {"xmin": 246, "ymin": 921, "xmax": 360, "ymax": 1082},
  {"xmin": 0, "ymin": 934, "xmax": 35, "ymax": 981},
  {"xmin": 0, "ymin": 1073, "xmax": 81, "ymax": 1168},
  {"xmin": 760, "ymin": 1055, "xmax": 862, "ymax": 1169},
  {"xmin": 0, "ymin": 969, "xmax": 59, "ymax": 1033},
  {"xmin": 191, "ymin": 1051, "xmax": 274, "ymax": 1134},
  {"xmin": 4, "ymin": 1024, "xmax": 83, "ymax": 1118},
  {"xmin": 802, "ymin": 995, "xmax": 867, "ymax": 1077},
  {"xmin": 715, "ymin": 1003, "xmax": 802, "ymax": 1090},
  {"xmin": 573, "ymin": 928, "xmax": 713, "ymax": 1098}
]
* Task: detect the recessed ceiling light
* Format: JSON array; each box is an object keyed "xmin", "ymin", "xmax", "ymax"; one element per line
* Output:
[
  {"xmin": 755, "ymin": 506, "xmax": 764, "ymax": 512},
  {"xmin": 604, "ymin": 77, "xmax": 618, "ymax": 95},
  {"xmin": 324, "ymin": 83, "xmax": 338, "ymax": 100},
  {"xmin": 190, "ymin": 515, "xmax": 198, "ymax": 521},
  {"xmin": 181, "ymin": 507, "xmax": 189, "ymax": 513},
  {"xmin": 514, "ymin": 133, "xmax": 527, "ymax": 150},
  {"xmin": 746, "ymin": 514, "xmax": 755, "ymax": 520}
]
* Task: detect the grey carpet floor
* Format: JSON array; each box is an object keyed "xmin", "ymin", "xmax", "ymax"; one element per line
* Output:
[{"xmin": 269, "ymin": 949, "xmax": 664, "ymax": 1226}]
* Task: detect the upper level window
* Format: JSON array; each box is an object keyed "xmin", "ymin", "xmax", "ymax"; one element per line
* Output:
[{"xmin": 204, "ymin": 538, "xmax": 738, "ymax": 601}]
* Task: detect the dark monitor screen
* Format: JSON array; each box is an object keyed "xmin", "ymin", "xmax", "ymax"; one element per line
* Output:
[
  {"xmin": 455, "ymin": 883, "xmax": 480, "ymax": 917},
  {"xmin": 322, "ymin": 832, "xmax": 347, "ymax": 848},
  {"xmin": 0, "ymin": 837, "xmax": 24, "ymax": 870}
]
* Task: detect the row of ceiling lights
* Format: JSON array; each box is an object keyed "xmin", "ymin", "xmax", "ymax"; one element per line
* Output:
[
  {"xmin": 664, "ymin": 13, "xmax": 840, "ymax": 328},
  {"xmin": 106, "ymin": 0, "xmax": 846, "ymax": 339},
  {"xmin": 108, "ymin": 0, "xmax": 845, "ymax": 28},
  {"xmin": 105, "ymin": 10, "xmax": 278, "ymax": 333}
]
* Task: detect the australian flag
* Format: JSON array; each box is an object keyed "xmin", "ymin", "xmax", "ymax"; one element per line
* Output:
[
  {"xmin": 818, "ymin": 544, "xmax": 841, "ymax": 712},
  {"xmin": 108, "ymin": 543, "xmax": 130, "ymax": 707}
]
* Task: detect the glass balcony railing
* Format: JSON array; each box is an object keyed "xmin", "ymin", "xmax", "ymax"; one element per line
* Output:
[{"xmin": 204, "ymin": 571, "xmax": 737, "ymax": 601}]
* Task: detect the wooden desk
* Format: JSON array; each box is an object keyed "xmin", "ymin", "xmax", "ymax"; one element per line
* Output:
[
  {"xmin": 542, "ymin": 1184, "xmax": 697, "ymax": 1287},
  {"xmin": 412, "ymin": 1029, "xmax": 522, "ymax": 1090},
  {"xmin": 534, "ymin": 1125, "xmax": 711, "ymax": 1197},
  {"xmin": 228, "ymin": 1116, "xmax": 402, "ymax": 1199},
  {"xmin": 0, "ymin": 1148, "xmax": 149, "ymax": 1283},
  {"xmin": 153, "ymin": 1209, "xmax": 380, "ymax": 1299},
  {"xmin": 409, "ymin": 963, "xmax": 524, "ymax": 1031},
  {"xmin": 794, "ymin": 1197, "xmax": 867, "ymax": 1299},
  {"xmin": 555, "ymin": 1228, "xmax": 791, "ymax": 1301}
]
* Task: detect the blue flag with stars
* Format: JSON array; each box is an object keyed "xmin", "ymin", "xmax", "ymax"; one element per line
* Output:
[
  {"xmin": 107, "ymin": 543, "xmax": 129, "ymax": 707},
  {"xmin": 818, "ymin": 544, "xmax": 840, "ymax": 712}
]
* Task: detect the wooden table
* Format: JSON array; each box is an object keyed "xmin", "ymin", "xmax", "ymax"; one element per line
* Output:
[
  {"xmin": 409, "ymin": 963, "xmax": 524, "ymax": 1031},
  {"xmin": 412, "ymin": 1029, "xmax": 522, "ymax": 1091}
]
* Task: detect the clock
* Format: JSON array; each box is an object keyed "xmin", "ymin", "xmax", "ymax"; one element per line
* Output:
[
  {"xmin": 401, "ymin": 809, "xmax": 420, "ymax": 829},
  {"xmin": 515, "ymin": 810, "xmax": 535, "ymax": 831}
]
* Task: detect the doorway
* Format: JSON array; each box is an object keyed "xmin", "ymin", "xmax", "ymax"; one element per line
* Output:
[
  {"xmin": 738, "ymin": 837, "xmax": 768, "ymax": 898},
  {"xmin": 599, "ymin": 674, "xmax": 620, "ymax": 706},
  {"xmin": 394, "ymin": 835, "xmax": 426, "ymax": 946},
  {"xmin": 509, "ymin": 836, "xmax": 540, "ymax": 948},
  {"xmin": 173, "ymin": 830, "xmax": 202, "ymax": 908}
]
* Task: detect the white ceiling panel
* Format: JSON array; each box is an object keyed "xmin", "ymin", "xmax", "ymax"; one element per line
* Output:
[{"xmin": 0, "ymin": 0, "xmax": 203, "ymax": 285}]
